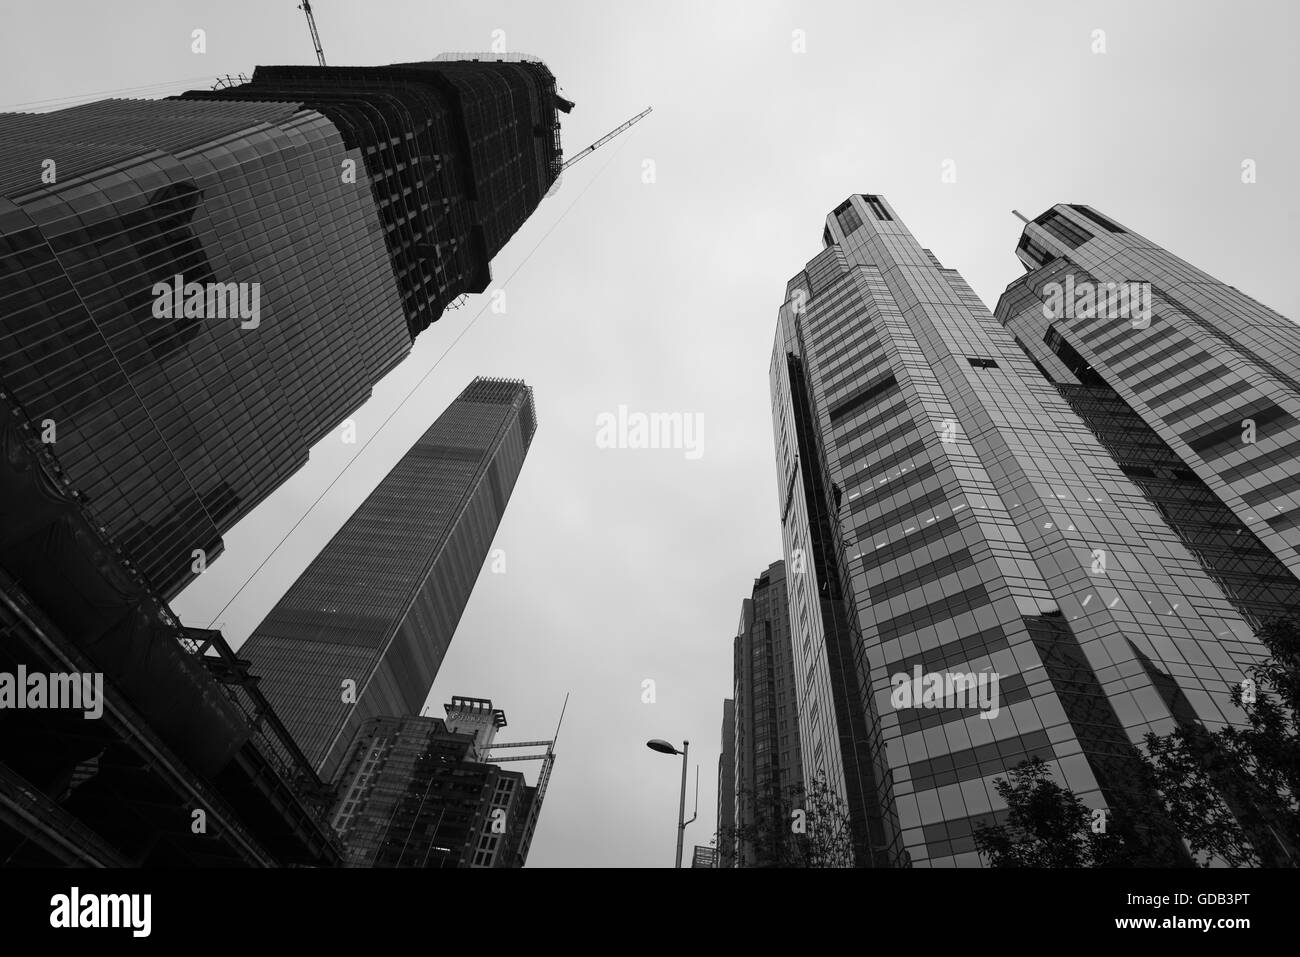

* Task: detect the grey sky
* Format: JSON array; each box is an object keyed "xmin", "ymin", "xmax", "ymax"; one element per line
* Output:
[{"xmin": 3, "ymin": 0, "xmax": 1296, "ymax": 867}]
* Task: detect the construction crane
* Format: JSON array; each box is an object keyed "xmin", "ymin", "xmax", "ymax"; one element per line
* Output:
[
  {"xmin": 479, "ymin": 694, "xmax": 569, "ymax": 807},
  {"xmin": 298, "ymin": 1, "xmax": 327, "ymax": 66},
  {"xmin": 561, "ymin": 106, "xmax": 652, "ymax": 171}
]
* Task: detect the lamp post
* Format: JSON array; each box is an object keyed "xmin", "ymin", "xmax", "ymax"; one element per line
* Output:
[{"xmin": 646, "ymin": 738, "xmax": 693, "ymax": 868}]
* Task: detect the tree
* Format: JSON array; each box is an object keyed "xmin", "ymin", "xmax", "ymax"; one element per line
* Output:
[
  {"xmin": 972, "ymin": 757, "xmax": 1146, "ymax": 867},
  {"xmin": 1136, "ymin": 615, "xmax": 1300, "ymax": 867},
  {"xmin": 976, "ymin": 616, "xmax": 1300, "ymax": 868},
  {"xmin": 716, "ymin": 774, "xmax": 855, "ymax": 868}
]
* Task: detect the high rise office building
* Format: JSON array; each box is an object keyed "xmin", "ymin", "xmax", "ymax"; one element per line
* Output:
[
  {"xmin": 240, "ymin": 377, "xmax": 537, "ymax": 782},
  {"xmin": 0, "ymin": 58, "xmax": 569, "ymax": 598},
  {"xmin": 994, "ymin": 205, "xmax": 1300, "ymax": 628},
  {"xmin": 716, "ymin": 698, "xmax": 735, "ymax": 867},
  {"xmin": 330, "ymin": 699, "xmax": 548, "ymax": 868},
  {"xmin": 731, "ymin": 560, "xmax": 804, "ymax": 866},
  {"xmin": 769, "ymin": 194, "xmax": 1269, "ymax": 867},
  {"xmin": 179, "ymin": 58, "xmax": 574, "ymax": 338}
]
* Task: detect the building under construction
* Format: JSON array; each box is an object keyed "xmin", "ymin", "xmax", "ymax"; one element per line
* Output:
[
  {"xmin": 178, "ymin": 58, "xmax": 575, "ymax": 339},
  {"xmin": 0, "ymin": 54, "xmax": 574, "ymax": 866},
  {"xmin": 330, "ymin": 698, "xmax": 556, "ymax": 868},
  {"xmin": 0, "ymin": 36, "xmax": 639, "ymax": 867},
  {"xmin": 0, "ymin": 56, "xmax": 574, "ymax": 601}
]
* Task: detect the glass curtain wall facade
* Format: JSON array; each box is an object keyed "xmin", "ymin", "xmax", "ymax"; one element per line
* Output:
[
  {"xmin": 770, "ymin": 194, "xmax": 1268, "ymax": 867},
  {"xmin": 239, "ymin": 377, "xmax": 537, "ymax": 782},
  {"xmin": 0, "ymin": 98, "xmax": 411, "ymax": 598},
  {"xmin": 732, "ymin": 560, "xmax": 804, "ymax": 866},
  {"xmin": 994, "ymin": 204, "xmax": 1300, "ymax": 624},
  {"xmin": 0, "ymin": 58, "xmax": 568, "ymax": 601},
  {"xmin": 179, "ymin": 59, "xmax": 573, "ymax": 338}
]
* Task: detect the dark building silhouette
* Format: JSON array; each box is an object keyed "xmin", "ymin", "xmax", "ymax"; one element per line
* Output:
[
  {"xmin": 330, "ymin": 699, "xmax": 551, "ymax": 868},
  {"xmin": 179, "ymin": 57, "xmax": 574, "ymax": 338},
  {"xmin": 0, "ymin": 398, "xmax": 341, "ymax": 867},
  {"xmin": 732, "ymin": 560, "xmax": 803, "ymax": 866},
  {"xmin": 240, "ymin": 378, "xmax": 536, "ymax": 782},
  {"xmin": 716, "ymin": 698, "xmax": 735, "ymax": 867},
  {"xmin": 769, "ymin": 194, "xmax": 1269, "ymax": 866},
  {"xmin": 0, "ymin": 57, "xmax": 569, "ymax": 599}
]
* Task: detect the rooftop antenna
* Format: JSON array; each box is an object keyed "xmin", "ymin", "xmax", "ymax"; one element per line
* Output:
[{"xmin": 1012, "ymin": 209, "xmax": 1031, "ymax": 224}]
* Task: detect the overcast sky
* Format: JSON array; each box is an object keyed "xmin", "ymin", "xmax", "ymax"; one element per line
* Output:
[{"xmin": 3, "ymin": 0, "xmax": 1296, "ymax": 867}]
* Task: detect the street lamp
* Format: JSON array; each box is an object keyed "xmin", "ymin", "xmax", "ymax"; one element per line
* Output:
[{"xmin": 646, "ymin": 738, "xmax": 697, "ymax": 867}]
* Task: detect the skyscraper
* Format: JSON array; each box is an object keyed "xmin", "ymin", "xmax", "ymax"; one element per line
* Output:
[
  {"xmin": 716, "ymin": 698, "xmax": 735, "ymax": 868},
  {"xmin": 330, "ymin": 698, "xmax": 549, "ymax": 868},
  {"xmin": 0, "ymin": 58, "xmax": 569, "ymax": 598},
  {"xmin": 240, "ymin": 377, "xmax": 537, "ymax": 782},
  {"xmin": 179, "ymin": 57, "xmax": 574, "ymax": 338},
  {"xmin": 994, "ymin": 205, "xmax": 1300, "ymax": 628},
  {"xmin": 769, "ymin": 194, "xmax": 1269, "ymax": 867},
  {"xmin": 731, "ymin": 560, "xmax": 803, "ymax": 866}
]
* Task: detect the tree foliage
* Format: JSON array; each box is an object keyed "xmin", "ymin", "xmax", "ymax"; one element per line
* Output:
[
  {"xmin": 972, "ymin": 758, "xmax": 1144, "ymax": 867},
  {"xmin": 1136, "ymin": 615, "xmax": 1300, "ymax": 867},
  {"xmin": 976, "ymin": 616, "xmax": 1299, "ymax": 867},
  {"xmin": 716, "ymin": 774, "xmax": 855, "ymax": 868}
]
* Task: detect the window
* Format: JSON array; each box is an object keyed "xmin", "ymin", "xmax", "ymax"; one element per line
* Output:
[
  {"xmin": 1183, "ymin": 401, "xmax": 1291, "ymax": 457},
  {"xmin": 1068, "ymin": 204, "xmax": 1126, "ymax": 234},
  {"xmin": 833, "ymin": 199, "xmax": 863, "ymax": 236},
  {"xmin": 1017, "ymin": 233, "xmax": 1055, "ymax": 267},
  {"xmin": 827, "ymin": 372, "xmax": 899, "ymax": 423},
  {"xmin": 863, "ymin": 194, "xmax": 892, "ymax": 221},
  {"xmin": 1044, "ymin": 325, "xmax": 1104, "ymax": 387},
  {"xmin": 966, "ymin": 357, "xmax": 999, "ymax": 369},
  {"xmin": 1120, "ymin": 465, "xmax": 1156, "ymax": 479},
  {"xmin": 1034, "ymin": 209, "xmax": 1092, "ymax": 249}
]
